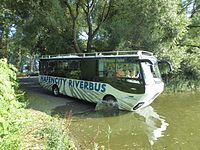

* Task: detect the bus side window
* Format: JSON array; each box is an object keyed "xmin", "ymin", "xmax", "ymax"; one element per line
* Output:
[
  {"xmin": 106, "ymin": 68, "xmax": 114, "ymax": 78},
  {"xmin": 39, "ymin": 60, "xmax": 48, "ymax": 75},
  {"xmin": 98, "ymin": 58, "xmax": 115, "ymax": 79},
  {"xmin": 68, "ymin": 60, "xmax": 81, "ymax": 79},
  {"xmin": 48, "ymin": 61, "xmax": 57, "ymax": 76}
]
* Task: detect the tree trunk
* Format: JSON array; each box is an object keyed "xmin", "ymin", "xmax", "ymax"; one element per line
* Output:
[
  {"xmin": 65, "ymin": 1, "xmax": 81, "ymax": 53},
  {"xmin": 72, "ymin": 20, "xmax": 81, "ymax": 53},
  {"xmin": 29, "ymin": 50, "xmax": 36, "ymax": 72},
  {"xmin": 87, "ymin": 32, "xmax": 93, "ymax": 52}
]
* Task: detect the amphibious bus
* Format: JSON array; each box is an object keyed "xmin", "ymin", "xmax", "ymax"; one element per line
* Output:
[{"xmin": 39, "ymin": 51, "xmax": 168, "ymax": 111}]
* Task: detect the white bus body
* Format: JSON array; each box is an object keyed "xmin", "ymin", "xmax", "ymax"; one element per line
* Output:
[{"xmin": 39, "ymin": 51, "xmax": 165, "ymax": 111}]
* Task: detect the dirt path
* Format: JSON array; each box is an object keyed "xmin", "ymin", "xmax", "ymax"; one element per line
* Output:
[{"xmin": 19, "ymin": 76, "xmax": 95, "ymax": 116}]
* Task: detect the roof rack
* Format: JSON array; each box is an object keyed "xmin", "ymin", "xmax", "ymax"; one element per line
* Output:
[{"xmin": 40, "ymin": 50, "xmax": 153, "ymax": 59}]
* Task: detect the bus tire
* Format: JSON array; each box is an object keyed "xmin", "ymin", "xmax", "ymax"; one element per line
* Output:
[
  {"xmin": 103, "ymin": 95, "xmax": 118, "ymax": 108},
  {"xmin": 52, "ymin": 85, "xmax": 59, "ymax": 96}
]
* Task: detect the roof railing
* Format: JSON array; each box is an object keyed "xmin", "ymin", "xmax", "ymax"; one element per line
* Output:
[{"xmin": 41, "ymin": 50, "xmax": 153, "ymax": 59}]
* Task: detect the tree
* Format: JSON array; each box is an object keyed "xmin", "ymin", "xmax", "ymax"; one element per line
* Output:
[
  {"xmin": 0, "ymin": 0, "xmax": 17, "ymax": 59},
  {"xmin": 103, "ymin": 0, "xmax": 190, "ymax": 70},
  {"xmin": 182, "ymin": 0, "xmax": 200, "ymax": 50},
  {"xmin": 1, "ymin": 0, "xmax": 75, "ymax": 71},
  {"xmin": 81, "ymin": 0, "xmax": 113, "ymax": 52},
  {"xmin": 179, "ymin": 0, "xmax": 200, "ymax": 83},
  {"xmin": 63, "ymin": 0, "xmax": 82, "ymax": 53},
  {"xmin": 63, "ymin": 0, "xmax": 114, "ymax": 52}
]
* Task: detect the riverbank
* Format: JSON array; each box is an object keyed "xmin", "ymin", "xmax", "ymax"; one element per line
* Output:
[
  {"xmin": 165, "ymin": 80, "xmax": 200, "ymax": 93},
  {"xmin": 162, "ymin": 72, "xmax": 200, "ymax": 93},
  {"xmin": 20, "ymin": 109, "xmax": 77, "ymax": 149},
  {"xmin": 18, "ymin": 76, "xmax": 97, "ymax": 149}
]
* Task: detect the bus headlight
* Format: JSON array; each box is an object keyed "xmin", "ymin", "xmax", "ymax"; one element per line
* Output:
[{"xmin": 133, "ymin": 102, "xmax": 145, "ymax": 110}]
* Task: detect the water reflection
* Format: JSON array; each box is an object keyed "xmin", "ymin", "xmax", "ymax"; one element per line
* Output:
[
  {"xmin": 136, "ymin": 106, "xmax": 169, "ymax": 145},
  {"xmin": 71, "ymin": 105, "xmax": 169, "ymax": 148}
]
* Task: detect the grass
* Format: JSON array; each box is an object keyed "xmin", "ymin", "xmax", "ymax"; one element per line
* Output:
[{"xmin": 20, "ymin": 109, "xmax": 77, "ymax": 150}]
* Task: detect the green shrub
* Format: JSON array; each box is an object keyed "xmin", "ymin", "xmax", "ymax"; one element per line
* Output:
[
  {"xmin": 0, "ymin": 59, "xmax": 76, "ymax": 149},
  {"xmin": 0, "ymin": 59, "xmax": 26, "ymax": 149},
  {"xmin": 164, "ymin": 71, "xmax": 200, "ymax": 92},
  {"xmin": 37, "ymin": 118, "xmax": 75, "ymax": 150}
]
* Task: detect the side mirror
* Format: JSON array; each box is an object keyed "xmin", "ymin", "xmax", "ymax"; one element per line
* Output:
[{"xmin": 158, "ymin": 60, "xmax": 172, "ymax": 74}]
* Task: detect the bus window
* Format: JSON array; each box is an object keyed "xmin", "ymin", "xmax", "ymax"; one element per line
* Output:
[
  {"xmin": 42, "ymin": 60, "xmax": 81, "ymax": 79},
  {"xmin": 39, "ymin": 60, "xmax": 48, "ymax": 75},
  {"xmin": 67, "ymin": 60, "xmax": 80, "ymax": 79},
  {"xmin": 151, "ymin": 63, "xmax": 162, "ymax": 79},
  {"xmin": 48, "ymin": 61, "xmax": 57, "ymax": 76},
  {"xmin": 98, "ymin": 59, "xmax": 115, "ymax": 78},
  {"xmin": 56, "ymin": 61, "xmax": 69, "ymax": 77},
  {"xmin": 116, "ymin": 58, "xmax": 141, "ymax": 79},
  {"xmin": 116, "ymin": 59, "xmax": 125, "ymax": 78},
  {"xmin": 141, "ymin": 62, "xmax": 153, "ymax": 84},
  {"xmin": 98, "ymin": 58, "xmax": 144, "ymax": 94}
]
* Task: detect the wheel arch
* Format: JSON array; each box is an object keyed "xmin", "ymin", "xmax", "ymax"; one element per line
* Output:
[
  {"xmin": 52, "ymin": 84, "xmax": 59, "ymax": 90},
  {"xmin": 102, "ymin": 94, "xmax": 117, "ymax": 102}
]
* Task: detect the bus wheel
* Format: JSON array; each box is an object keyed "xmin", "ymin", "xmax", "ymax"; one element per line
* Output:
[
  {"xmin": 52, "ymin": 85, "xmax": 59, "ymax": 96},
  {"xmin": 103, "ymin": 95, "xmax": 118, "ymax": 108}
]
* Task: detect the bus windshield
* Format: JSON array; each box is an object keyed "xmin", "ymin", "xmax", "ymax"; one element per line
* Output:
[
  {"xmin": 152, "ymin": 63, "xmax": 162, "ymax": 79},
  {"xmin": 141, "ymin": 61, "xmax": 162, "ymax": 85}
]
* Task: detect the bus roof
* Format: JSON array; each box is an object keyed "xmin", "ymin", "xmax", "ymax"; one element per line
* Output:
[{"xmin": 40, "ymin": 50, "xmax": 155, "ymax": 60}]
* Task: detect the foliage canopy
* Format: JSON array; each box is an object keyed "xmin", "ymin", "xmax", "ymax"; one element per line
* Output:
[{"xmin": 0, "ymin": 0, "xmax": 200, "ymax": 89}]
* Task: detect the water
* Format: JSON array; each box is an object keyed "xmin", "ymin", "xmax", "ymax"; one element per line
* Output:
[{"xmin": 69, "ymin": 92, "xmax": 200, "ymax": 150}]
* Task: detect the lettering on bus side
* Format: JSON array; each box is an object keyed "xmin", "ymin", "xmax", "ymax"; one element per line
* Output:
[
  {"xmin": 40, "ymin": 75, "xmax": 67, "ymax": 86},
  {"xmin": 40, "ymin": 76, "xmax": 106, "ymax": 92},
  {"xmin": 68, "ymin": 79, "xmax": 106, "ymax": 92}
]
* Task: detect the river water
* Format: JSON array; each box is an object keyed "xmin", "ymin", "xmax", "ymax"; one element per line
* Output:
[{"xmin": 69, "ymin": 92, "xmax": 200, "ymax": 150}]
